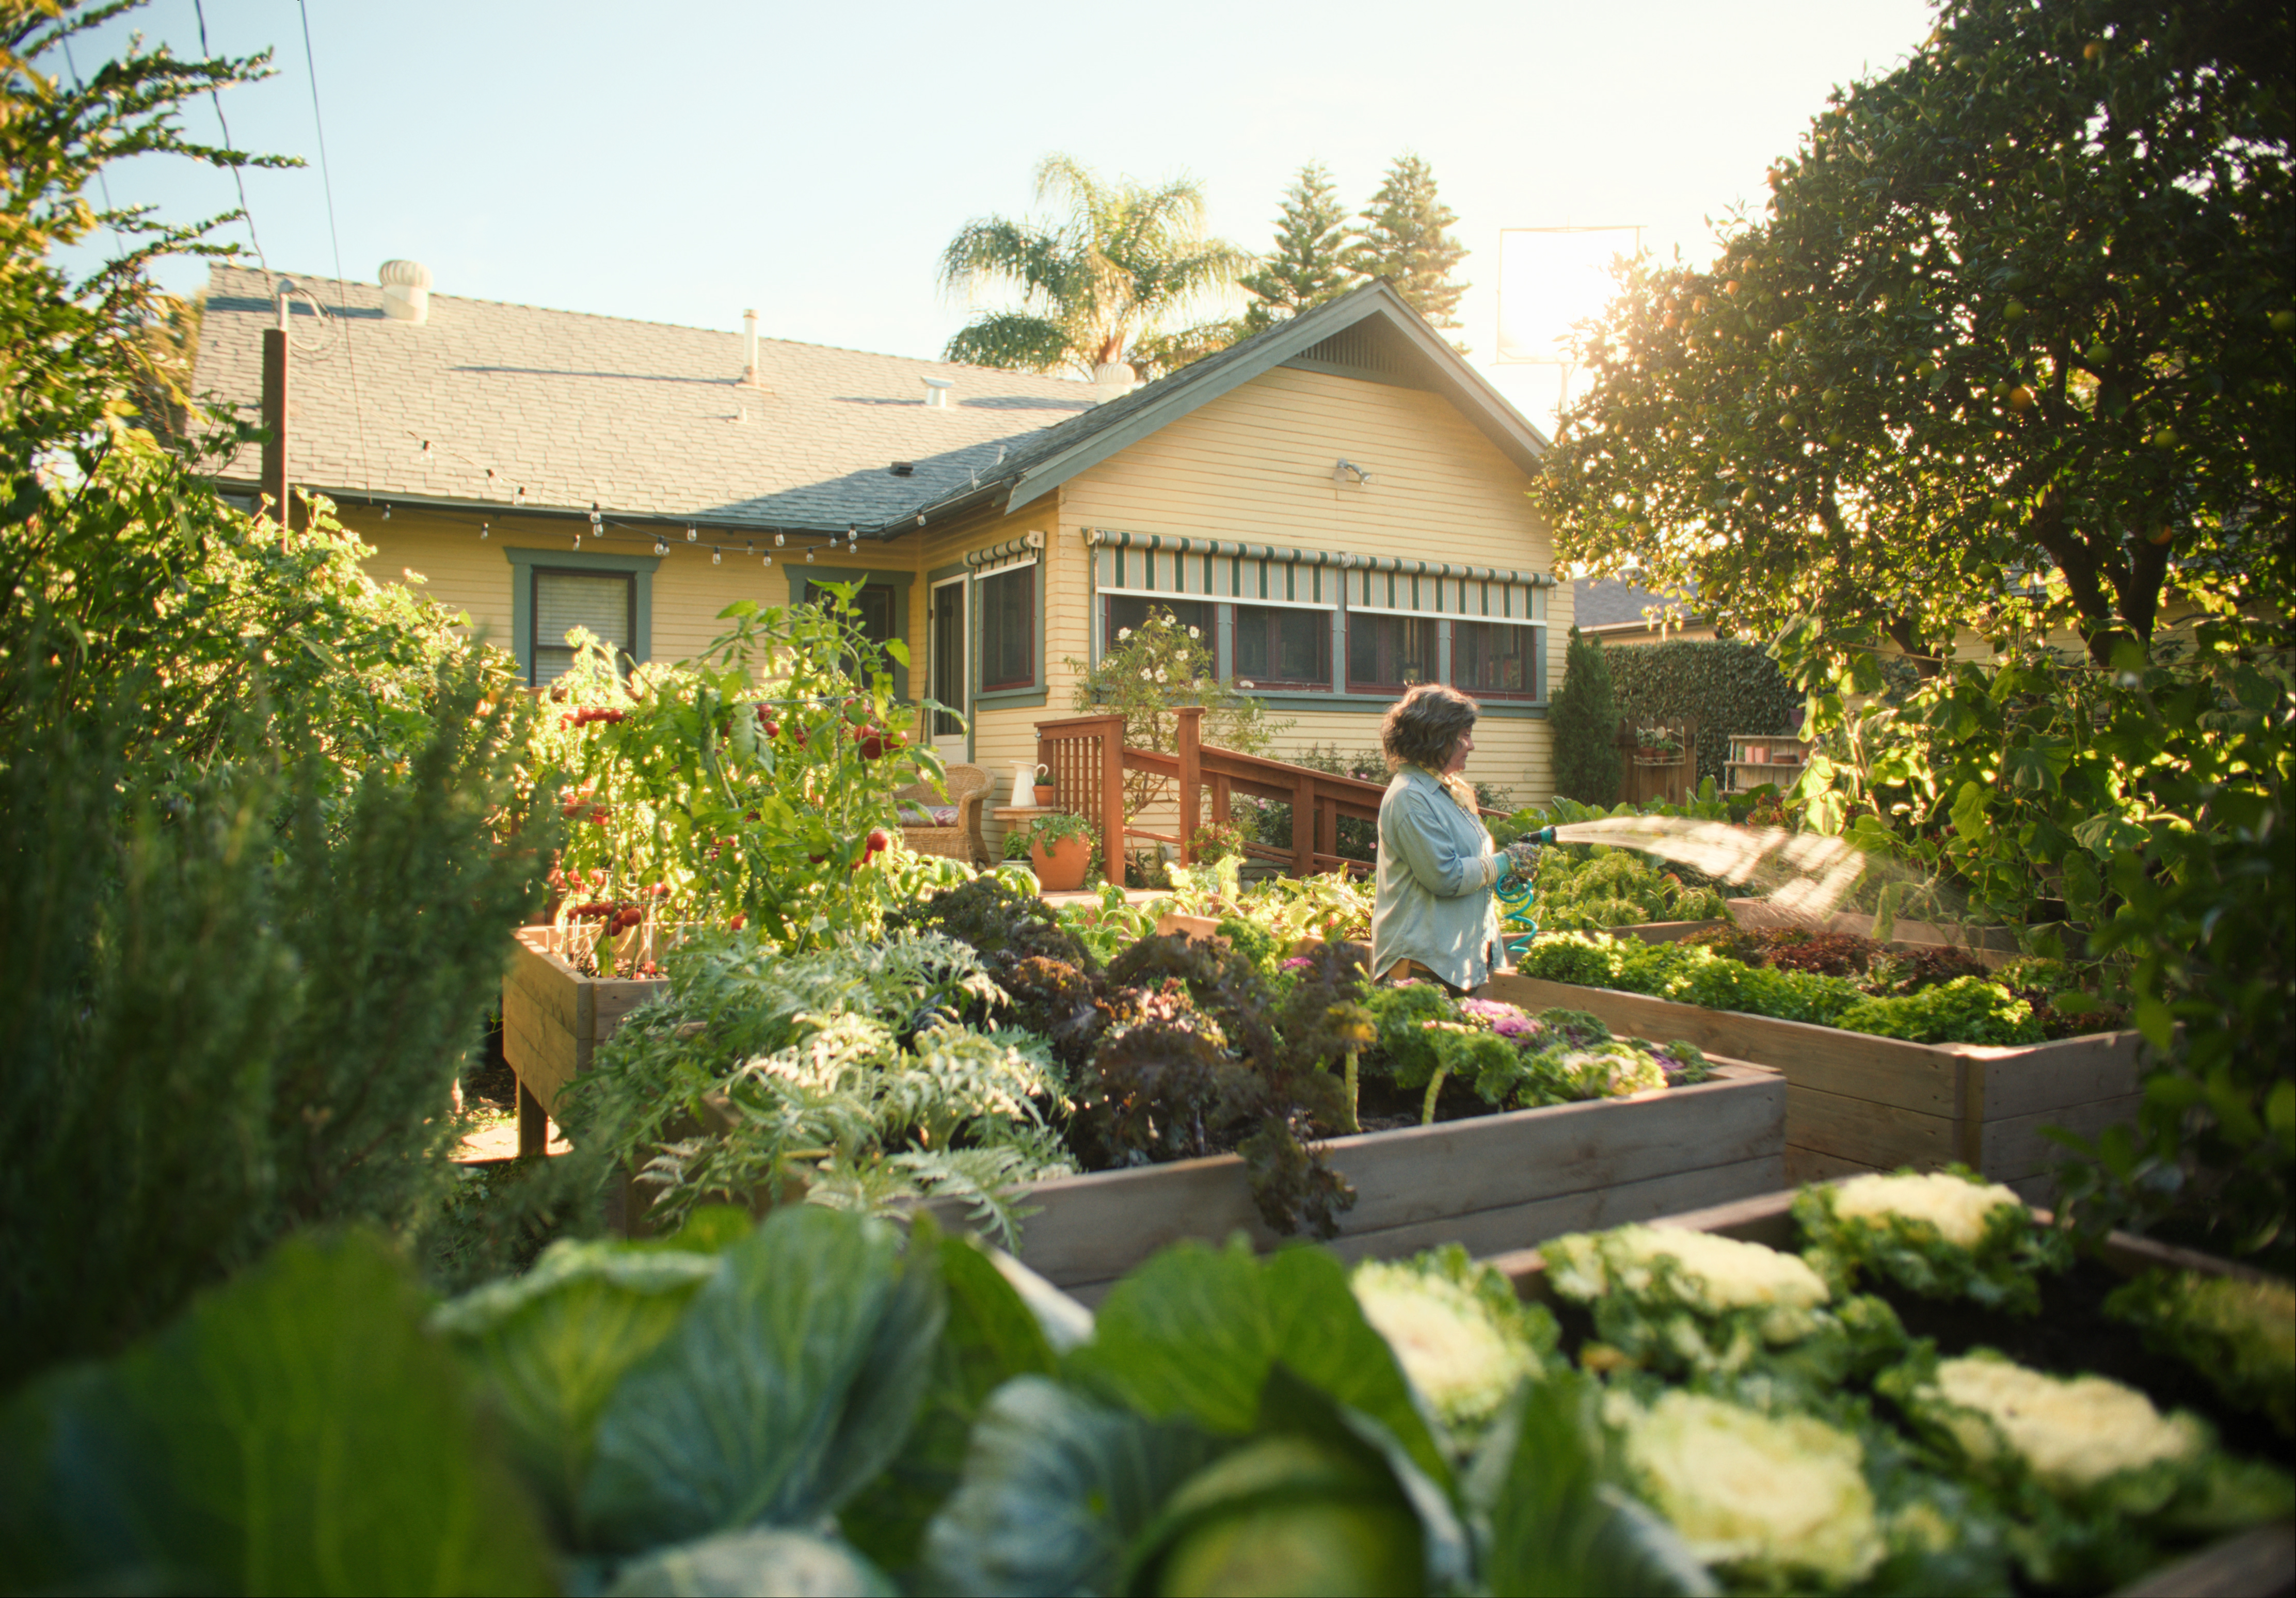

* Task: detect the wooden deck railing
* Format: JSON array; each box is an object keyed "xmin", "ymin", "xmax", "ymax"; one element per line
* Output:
[{"xmin": 1039, "ymin": 705, "xmax": 1500, "ymax": 884}]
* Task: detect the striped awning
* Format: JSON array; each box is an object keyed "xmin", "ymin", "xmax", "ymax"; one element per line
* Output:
[
  {"xmin": 964, "ymin": 530, "xmax": 1043, "ymax": 572},
  {"xmin": 1087, "ymin": 527, "xmax": 1550, "ymax": 619}
]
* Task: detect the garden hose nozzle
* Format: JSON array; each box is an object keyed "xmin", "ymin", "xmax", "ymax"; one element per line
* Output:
[{"xmin": 1527, "ymin": 825, "xmax": 1558, "ymax": 845}]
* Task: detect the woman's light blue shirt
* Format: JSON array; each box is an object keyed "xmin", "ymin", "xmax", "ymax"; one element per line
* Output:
[{"xmin": 1369, "ymin": 765, "xmax": 1500, "ymax": 990}]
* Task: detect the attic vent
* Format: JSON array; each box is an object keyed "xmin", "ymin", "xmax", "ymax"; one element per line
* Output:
[
  {"xmin": 1296, "ymin": 323, "xmax": 1413, "ymax": 380},
  {"xmin": 888, "ymin": 461, "xmax": 916, "ymax": 477}
]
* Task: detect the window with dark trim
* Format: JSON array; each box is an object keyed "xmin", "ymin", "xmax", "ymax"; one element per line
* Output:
[
  {"xmin": 1232, "ymin": 604, "xmax": 1330, "ymax": 690},
  {"xmin": 532, "ymin": 567, "xmax": 635, "ymax": 685},
  {"xmin": 979, "ymin": 564, "xmax": 1035, "ymax": 692},
  {"xmin": 1346, "ymin": 613, "xmax": 1438, "ymax": 694},
  {"xmin": 1104, "ymin": 594, "xmax": 1209, "ymax": 650},
  {"xmin": 1452, "ymin": 619, "xmax": 1543, "ymax": 700}
]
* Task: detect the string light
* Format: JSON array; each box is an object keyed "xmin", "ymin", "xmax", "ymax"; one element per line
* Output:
[
  {"xmin": 480, "ymin": 521, "xmax": 489, "ymax": 539},
  {"xmin": 685, "ymin": 525, "xmax": 697, "ymax": 542},
  {"xmin": 653, "ymin": 536, "xmax": 668, "ymax": 555},
  {"xmin": 773, "ymin": 531, "xmax": 784, "ymax": 548},
  {"xmin": 571, "ymin": 532, "xmax": 582, "ymax": 550},
  {"xmin": 805, "ymin": 548, "xmax": 815, "ymax": 563},
  {"xmin": 381, "ymin": 503, "xmax": 391, "ymax": 520},
  {"xmin": 711, "ymin": 546, "xmax": 721, "ymax": 565}
]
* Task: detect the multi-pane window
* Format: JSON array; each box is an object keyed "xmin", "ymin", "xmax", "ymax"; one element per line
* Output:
[
  {"xmin": 1104, "ymin": 594, "xmax": 1210, "ymax": 650},
  {"xmin": 1346, "ymin": 614, "xmax": 1439, "ymax": 694},
  {"xmin": 1452, "ymin": 620, "xmax": 1542, "ymax": 700},
  {"xmin": 1233, "ymin": 604, "xmax": 1329, "ymax": 689},
  {"xmin": 979, "ymin": 564, "xmax": 1034, "ymax": 691},
  {"xmin": 532, "ymin": 568, "xmax": 634, "ymax": 685},
  {"xmin": 930, "ymin": 580, "xmax": 965, "ymax": 736}
]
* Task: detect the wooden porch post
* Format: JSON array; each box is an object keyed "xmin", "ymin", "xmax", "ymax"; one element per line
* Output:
[
  {"xmin": 1176, "ymin": 706, "xmax": 1203, "ymax": 864},
  {"xmin": 1291, "ymin": 772, "xmax": 1314, "ymax": 877},
  {"xmin": 1101, "ymin": 720, "xmax": 1125, "ymax": 886}
]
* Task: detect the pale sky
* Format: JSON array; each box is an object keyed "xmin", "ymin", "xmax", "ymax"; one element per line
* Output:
[{"xmin": 65, "ymin": 0, "xmax": 1935, "ymax": 432}]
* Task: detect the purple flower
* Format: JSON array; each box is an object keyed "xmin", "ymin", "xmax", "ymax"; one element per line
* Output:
[
  {"xmin": 1458, "ymin": 998, "xmax": 1528, "ymax": 1024},
  {"xmin": 1280, "ymin": 956, "xmax": 1315, "ymax": 971},
  {"xmin": 1491, "ymin": 1015, "xmax": 1541, "ymax": 1040}
]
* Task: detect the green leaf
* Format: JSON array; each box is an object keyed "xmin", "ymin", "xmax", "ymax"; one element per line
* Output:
[
  {"xmin": 0, "ymin": 1230, "xmax": 555, "ymax": 1596},
  {"xmin": 431, "ymin": 1237, "xmax": 721, "ymax": 1537},
  {"xmin": 580, "ymin": 1205, "xmax": 946, "ymax": 1553},
  {"xmin": 1950, "ymin": 781, "xmax": 1990, "ymax": 843},
  {"xmin": 1063, "ymin": 1238, "xmax": 1449, "ymax": 1491},
  {"xmin": 920, "ymin": 1376, "xmax": 1223, "ymax": 1597},
  {"xmin": 840, "ymin": 1227, "xmax": 1059, "ymax": 1575},
  {"xmin": 603, "ymin": 1527, "xmax": 897, "ymax": 1596},
  {"xmin": 1478, "ymin": 1373, "xmax": 1717, "ymax": 1597}
]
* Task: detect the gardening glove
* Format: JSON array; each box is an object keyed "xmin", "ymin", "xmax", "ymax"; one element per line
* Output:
[{"xmin": 1497, "ymin": 840, "xmax": 1542, "ymax": 885}]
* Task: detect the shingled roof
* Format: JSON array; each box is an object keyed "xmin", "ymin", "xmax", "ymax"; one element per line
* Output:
[
  {"xmin": 192, "ymin": 269, "xmax": 1549, "ymax": 538},
  {"xmin": 192, "ymin": 264, "xmax": 1097, "ymax": 532}
]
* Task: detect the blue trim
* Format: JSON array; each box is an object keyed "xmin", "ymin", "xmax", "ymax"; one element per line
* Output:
[{"xmin": 502, "ymin": 545, "xmax": 659, "ymax": 680}]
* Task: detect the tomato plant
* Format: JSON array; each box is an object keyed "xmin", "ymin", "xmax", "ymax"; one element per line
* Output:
[{"xmin": 531, "ymin": 583, "xmax": 953, "ymax": 964}]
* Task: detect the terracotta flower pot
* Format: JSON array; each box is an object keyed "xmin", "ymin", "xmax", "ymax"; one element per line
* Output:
[
  {"xmin": 1034, "ymin": 783, "xmax": 1058, "ymax": 806},
  {"xmin": 1030, "ymin": 832, "xmax": 1091, "ymax": 892}
]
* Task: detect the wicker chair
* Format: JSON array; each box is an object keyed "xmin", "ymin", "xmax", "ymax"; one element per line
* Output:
[{"xmin": 896, "ymin": 763, "xmax": 992, "ymax": 866}]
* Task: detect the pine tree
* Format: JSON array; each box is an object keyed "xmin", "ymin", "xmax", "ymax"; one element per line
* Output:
[
  {"xmin": 1550, "ymin": 627, "xmax": 1621, "ymax": 805},
  {"xmin": 1237, "ymin": 162, "xmax": 1357, "ymax": 335},
  {"xmin": 1349, "ymin": 153, "xmax": 1470, "ymax": 342}
]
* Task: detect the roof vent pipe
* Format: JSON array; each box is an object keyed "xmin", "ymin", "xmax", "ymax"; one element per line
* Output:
[
  {"xmin": 1091, "ymin": 361, "xmax": 1138, "ymax": 402},
  {"xmin": 379, "ymin": 259, "xmax": 432, "ymax": 324},
  {"xmin": 922, "ymin": 376, "xmax": 954, "ymax": 409},
  {"xmin": 742, "ymin": 309, "xmax": 760, "ymax": 386}
]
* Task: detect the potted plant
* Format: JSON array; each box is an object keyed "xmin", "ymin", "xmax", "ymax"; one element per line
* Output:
[
  {"xmin": 1032, "ymin": 763, "xmax": 1057, "ymax": 807},
  {"xmin": 1026, "ymin": 809, "xmax": 1094, "ymax": 891}
]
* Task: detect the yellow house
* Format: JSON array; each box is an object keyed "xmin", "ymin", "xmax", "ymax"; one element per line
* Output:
[{"xmin": 195, "ymin": 268, "xmax": 1565, "ymax": 848}]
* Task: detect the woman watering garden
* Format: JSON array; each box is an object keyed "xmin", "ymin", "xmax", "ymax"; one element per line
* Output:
[{"xmin": 1369, "ymin": 685, "xmax": 1542, "ymax": 992}]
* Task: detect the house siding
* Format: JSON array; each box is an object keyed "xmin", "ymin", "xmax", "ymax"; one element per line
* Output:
[{"xmin": 1055, "ymin": 364, "xmax": 1565, "ymax": 807}]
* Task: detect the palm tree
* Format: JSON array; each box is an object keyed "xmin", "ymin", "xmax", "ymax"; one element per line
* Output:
[{"xmin": 938, "ymin": 154, "xmax": 1249, "ymax": 380}]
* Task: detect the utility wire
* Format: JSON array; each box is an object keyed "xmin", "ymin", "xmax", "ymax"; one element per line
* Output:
[
  {"xmin": 294, "ymin": 0, "xmax": 372, "ymax": 494},
  {"xmin": 191, "ymin": 0, "xmax": 268, "ymax": 276}
]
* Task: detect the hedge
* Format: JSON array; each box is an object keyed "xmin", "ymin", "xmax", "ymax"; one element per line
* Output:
[
  {"xmin": 1550, "ymin": 628, "xmax": 1622, "ymax": 805},
  {"xmin": 1605, "ymin": 640, "xmax": 1803, "ymax": 786}
]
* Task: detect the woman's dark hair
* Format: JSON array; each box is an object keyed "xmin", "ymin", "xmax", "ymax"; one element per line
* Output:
[{"xmin": 1381, "ymin": 684, "xmax": 1480, "ymax": 772}]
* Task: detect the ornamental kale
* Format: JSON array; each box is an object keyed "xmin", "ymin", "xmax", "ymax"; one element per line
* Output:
[{"xmin": 1794, "ymin": 1167, "xmax": 2071, "ymax": 1315}]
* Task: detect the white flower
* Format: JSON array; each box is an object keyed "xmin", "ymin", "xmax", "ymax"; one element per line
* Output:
[
  {"xmin": 1830, "ymin": 1171, "xmax": 2023, "ymax": 1248},
  {"xmin": 1187, "ymin": 626, "xmax": 1201, "ymax": 638},
  {"xmin": 1118, "ymin": 627, "xmax": 1132, "ymax": 640},
  {"xmin": 1238, "ymin": 679, "xmax": 1257, "ymax": 690},
  {"xmin": 1929, "ymin": 1355, "xmax": 2205, "ymax": 1496},
  {"xmin": 1616, "ymin": 1389, "xmax": 1884, "ymax": 1588},
  {"xmin": 1351, "ymin": 1261, "xmax": 1537, "ymax": 1431},
  {"xmin": 1153, "ymin": 668, "xmax": 1168, "ymax": 683}
]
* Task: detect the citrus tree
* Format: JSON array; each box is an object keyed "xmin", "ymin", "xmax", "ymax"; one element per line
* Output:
[{"xmin": 1540, "ymin": 0, "xmax": 2293, "ymax": 674}]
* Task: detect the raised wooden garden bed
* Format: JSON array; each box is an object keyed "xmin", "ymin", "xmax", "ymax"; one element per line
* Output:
[
  {"xmin": 501, "ymin": 924, "xmax": 667, "ymax": 1158},
  {"xmin": 1479, "ymin": 970, "xmax": 2144, "ymax": 1205},
  {"xmin": 1479, "ymin": 1188, "xmax": 2294, "ymax": 1598},
  {"xmin": 928, "ymin": 1060, "xmax": 1784, "ymax": 1305}
]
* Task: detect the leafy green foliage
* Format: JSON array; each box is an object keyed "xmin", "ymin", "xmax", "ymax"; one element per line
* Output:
[
  {"xmin": 1833, "ymin": 976, "xmax": 2042, "ymax": 1046},
  {"xmin": 1787, "ymin": 631, "xmax": 2293, "ymax": 1266},
  {"xmin": 1524, "ymin": 843, "xmax": 1730, "ymax": 931},
  {"xmin": 0, "ymin": 1230, "xmax": 557, "ymax": 1595},
  {"xmin": 2105, "ymin": 1271, "xmax": 2296, "ymax": 1441},
  {"xmin": 538, "ymin": 583, "xmax": 941, "ymax": 960},
  {"xmin": 1552, "ymin": 627, "xmax": 1622, "ymax": 804},
  {"xmin": 1605, "ymin": 640, "xmax": 1804, "ymax": 788},
  {"xmin": 1237, "ymin": 161, "xmax": 1356, "ymax": 334},
  {"xmin": 937, "ymin": 153, "xmax": 1249, "ymax": 377},
  {"xmin": 1516, "ymin": 931, "xmax": 2053, "ymax": 1045},
  {"xmin": 556, "ymin": 930, "xmax": 1073, "ymax": 1242},
  {"xmin": 1541, "ymin": 0, "xmax": 2294, "ymax": 667},
  {"xmin": 1349, "ymin": 152, "xmax": 1471, "ymax": 341}
]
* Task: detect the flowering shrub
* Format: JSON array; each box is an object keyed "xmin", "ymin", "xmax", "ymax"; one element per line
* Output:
[{"xmin": 533, "ymin": 587, "xmax": 944, "ymax": 962}]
